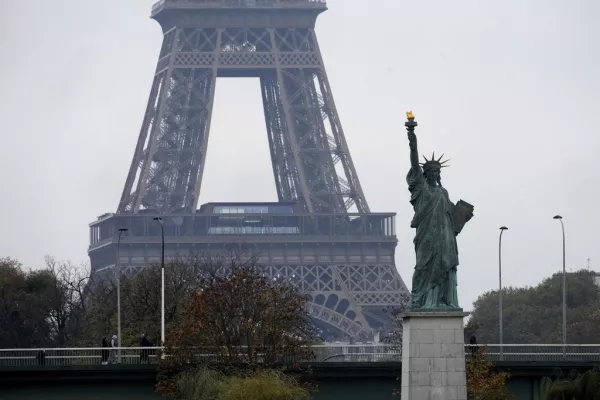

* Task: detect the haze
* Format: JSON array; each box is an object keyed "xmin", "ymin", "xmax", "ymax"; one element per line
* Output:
[{"xmin": 0, "ymin": 0, "xmax": 598, "ymax": 309}]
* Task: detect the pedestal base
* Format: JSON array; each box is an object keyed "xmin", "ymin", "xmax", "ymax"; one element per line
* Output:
[{"xmin": 401, "ymin": 311, "xmax": 469, "ymax": 400}]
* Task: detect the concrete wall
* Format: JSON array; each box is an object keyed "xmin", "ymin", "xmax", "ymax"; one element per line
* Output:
[
  {"xmin": 1, "ymin": 379, "xmax": 541, "ymax": 400},
  {"xmin": 1, "ymin": 383, "xmax": 161, "ymax": 400},
  {"xmin": 507, "ymin": 378, "xmax": 541, "ymax": 400},
  {"xmin": 3, "ymin": 362, "xmax": 595, "ymax": 400},
  {"xmin": 1, "ymin": 378, "xmax": 399, "ymax": 399}
]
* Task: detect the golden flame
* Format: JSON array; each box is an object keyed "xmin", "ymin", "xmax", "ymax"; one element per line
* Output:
[{"xmin": 406, "ymin": 111, "xmax": 415, "ymax": 120}]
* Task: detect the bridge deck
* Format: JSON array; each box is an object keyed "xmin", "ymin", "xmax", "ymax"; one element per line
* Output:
[{"xmin": 2, "ymin": 344, "xmax": 600, "ymax": 370}]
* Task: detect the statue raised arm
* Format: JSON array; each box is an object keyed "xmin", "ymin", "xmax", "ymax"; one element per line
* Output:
[
  {"xmin": 403, "ymin": 111, "xmax": 474, "ymax": 311},
  {"xmin": 406, "ymin": 111, "xmax": 420, "ymax": 169}
]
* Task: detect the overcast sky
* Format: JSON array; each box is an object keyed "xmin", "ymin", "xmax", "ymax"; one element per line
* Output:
[{"xmin": 1, "ymin": 0, "xmax": 599, "ymax": 310}]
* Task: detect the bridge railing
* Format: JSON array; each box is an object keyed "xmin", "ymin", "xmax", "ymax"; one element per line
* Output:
[
  {"xmin": 312, "ymin": 344, "xmax": 401, "ymax": 362},
  {"xmin": 318, "ymin": 344, "xmax": 600, "ymax": 363},
  {"xmin": 0, "ymin": 347, "xmax": 162, "ymax": 368},
  {"xmin": 466, "ymin": 344, "xmax": 600, "ymax": 362},
  {"xmin": 0, "ymin": 345, "xmax": 400, "ymax": 368},
  {"xmin": 2, "ymin": 344, "xmax": 600, "ymax": 368}
]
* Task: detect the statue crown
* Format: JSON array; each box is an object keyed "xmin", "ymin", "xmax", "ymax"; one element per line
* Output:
[{"xmin": 420, "ymin": 152, "xmax": 450, "ymax": 172}]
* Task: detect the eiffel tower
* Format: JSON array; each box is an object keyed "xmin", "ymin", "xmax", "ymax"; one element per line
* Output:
[{"xmin": 88, "ymin": 0, "xmax": 409, "ymax": 341}]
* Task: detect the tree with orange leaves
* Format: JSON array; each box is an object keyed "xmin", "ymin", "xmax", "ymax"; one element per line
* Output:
[
  {"xmin": 169, "ymin": 266, "xmax": 316, "ymax": 364},
  {"xmin": 466, "ymin": 346, "xmax": 512, "ymax": 400},
  {"xmin": 157, "ymin": 263, "xmax": 318, "ymax": 398}
]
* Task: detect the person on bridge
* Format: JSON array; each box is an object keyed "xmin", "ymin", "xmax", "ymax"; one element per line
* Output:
[
  {"xmin": 469, "ymin": 334, "xmax": 478, "ymax": 356},
  {"xmin": 101, "ymin": 337, "xmax": 109, "ymax": 365},
  {"xmin": 139, "ymin": 333, "xmax": 153, "ymax": 364},
  {"xmin": 34, "ymin": 342, "xmax": 46, "ymax": 366},
  {"xmin": 109, "ymin": 335, "xmax": 118, "ymax": 364}
]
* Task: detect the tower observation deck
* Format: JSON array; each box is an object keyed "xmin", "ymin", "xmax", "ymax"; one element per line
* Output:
[
  {"xmin": 89, "ymin": 0, "xmax": 410, "ymax": 342},
  {"xmin": 152, "ymin": 0, "xmax": 327, "ymax": 13}
]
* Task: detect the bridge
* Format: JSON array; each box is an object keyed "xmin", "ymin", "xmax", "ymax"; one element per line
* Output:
[
  {"xmin": 2, "ymin": 344, "xmax": 599, "ymax": 400},
  {"xmin": 2, "ymin": 344, "xmax": 600, "ymax": 367}
]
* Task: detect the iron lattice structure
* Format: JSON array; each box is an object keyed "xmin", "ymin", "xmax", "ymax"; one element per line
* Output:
[
  {"xmin": 118, "ymin": 0, "xmax": 368, "ymax": 215},
  {"xmin": 90, "ymin": 0, "xmax": 409, "ymax": 341}
]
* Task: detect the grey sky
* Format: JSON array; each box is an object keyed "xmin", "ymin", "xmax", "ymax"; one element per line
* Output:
[{"xmin": 1, "ymin": 0, "xmax": 599, "ymax": 309}]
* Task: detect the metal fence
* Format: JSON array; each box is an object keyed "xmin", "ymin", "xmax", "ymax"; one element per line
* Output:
[
  {"xmin": 0, "ymin": 347, "xmax": 161, "ymax": 368},
  {"xmin": 2, "ymin": 344, "xmax": 600, "ymax": 368},
  {"xmin": 0, "ymin": 345, "xmax": 399, "ymax": 368},
  {"xmin": 314, "ymin": 345, "xmax": 401, "ymax": 362},
  {"xmin": 466, "ymin": 344, "xmax": 600, "ymax": 362},
  {"xmin": 317, "ymin": 344, "xmax": 600, "ymax": 363}
]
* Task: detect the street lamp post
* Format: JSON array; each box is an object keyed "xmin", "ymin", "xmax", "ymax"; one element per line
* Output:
[
  {"xmin": 116, "ymin": 228, "xmax": 128, "ymax": 363},
  {"xmin": 153, "ymin": 217, "xmax": 165, "ymax": 347},
  {"xmin": 553, "ymin": 215, "xmax": 566, "ymax": 358},
  {"xmin": 498, "ymin": 226, "xmax": 508, "ymax": 360}
]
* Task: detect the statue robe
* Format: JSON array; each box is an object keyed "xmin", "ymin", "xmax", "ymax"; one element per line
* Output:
[{"xmin": 407, "ymin": 166, "xmax": 460, "ymax": 310}]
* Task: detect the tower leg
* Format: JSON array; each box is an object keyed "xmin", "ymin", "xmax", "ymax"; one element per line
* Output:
[
  {"xmin": 262, "ymin": 28, "xmax": 370, "ymax": 214},
  {"xmin": 261, "ymin": 75, "xmax": 298, "ymax": 203},
  {"xmin": 119, "ymin": 28, "xmax": 219, "ymax": 213},
  {"xmin": 118, "ymin": 28, "xmax": 179, "ymax": 213}
]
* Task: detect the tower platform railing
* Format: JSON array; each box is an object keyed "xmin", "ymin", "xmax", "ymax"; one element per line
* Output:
[
  {"xmin": 152, "ymin": 0, "xmax": 327, "ymax": 15},
  {"xmin": 89, "ymin": 212, "xmax": 397, "ymax": 248}
]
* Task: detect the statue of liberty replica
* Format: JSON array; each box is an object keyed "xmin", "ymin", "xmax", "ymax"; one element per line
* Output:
[
  {"xmin": 401, "ymin": 111, "xmax": 473, "ymax": 400},
  {"xmin": 404, "ymin": 111, "xmax": 474, "ymax": 311}
]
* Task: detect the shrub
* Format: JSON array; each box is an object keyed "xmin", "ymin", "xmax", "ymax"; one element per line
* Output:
[
  {"xmin": 218, "ymin": 371, "xmax": 309, "ymax": 400},
  {"xmin": 177, "ymin": 367, "xmax": 227, "ymax": 400},
  {"xmin": 174, "ymin": 367, "xmax": 310, "ymax": 400}
]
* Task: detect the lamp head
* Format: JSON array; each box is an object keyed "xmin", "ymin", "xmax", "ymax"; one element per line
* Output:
[
  {"xmin": 500, "ymin": 226, "xmax": 508, "ymax": 231},
  {"xmin": 553, "ymin": 215, "xmax": 563, "ymax": 220},
  {"xmin": 118, "ymin": 228, "xmax": 128, "ymax": 233}
]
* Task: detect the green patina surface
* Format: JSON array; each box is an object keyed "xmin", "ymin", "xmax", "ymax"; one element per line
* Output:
[{"xmin": 404, "ymin": 116, "xmax": 474, "ymax": 311}]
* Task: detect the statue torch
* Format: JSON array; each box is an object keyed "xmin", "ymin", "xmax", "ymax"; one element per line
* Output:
[{"xmin": 405, "ymin": 110, "xmax": 418, "ymax": 133}]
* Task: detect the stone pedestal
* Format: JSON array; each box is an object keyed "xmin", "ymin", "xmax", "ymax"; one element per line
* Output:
[{"xmin": 401, "ymin": 311, "xmax": 469, "ymax": 400}]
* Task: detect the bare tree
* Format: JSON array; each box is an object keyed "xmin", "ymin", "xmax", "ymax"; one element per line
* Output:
[
  {"xmin": 166, "ymin": 261, "xmax": 317, "ymax": 366},
  {"xmin": 77, "ymin": 273, "xmax": 118, "ymax": 346},
  {"xmin": 42, "ymin": 256, "xmax": 90, "ymax": 346},
  {"xmin": 77, "ymin": 251, "xmax": 280, "ymax": 348},
  {"xmin": 0, "ymin": 256, "xmax": 92, "ymax": 347},
  {"xmin": 119, "ymin": 251, "xmax": 258, "ymax": 345}
]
